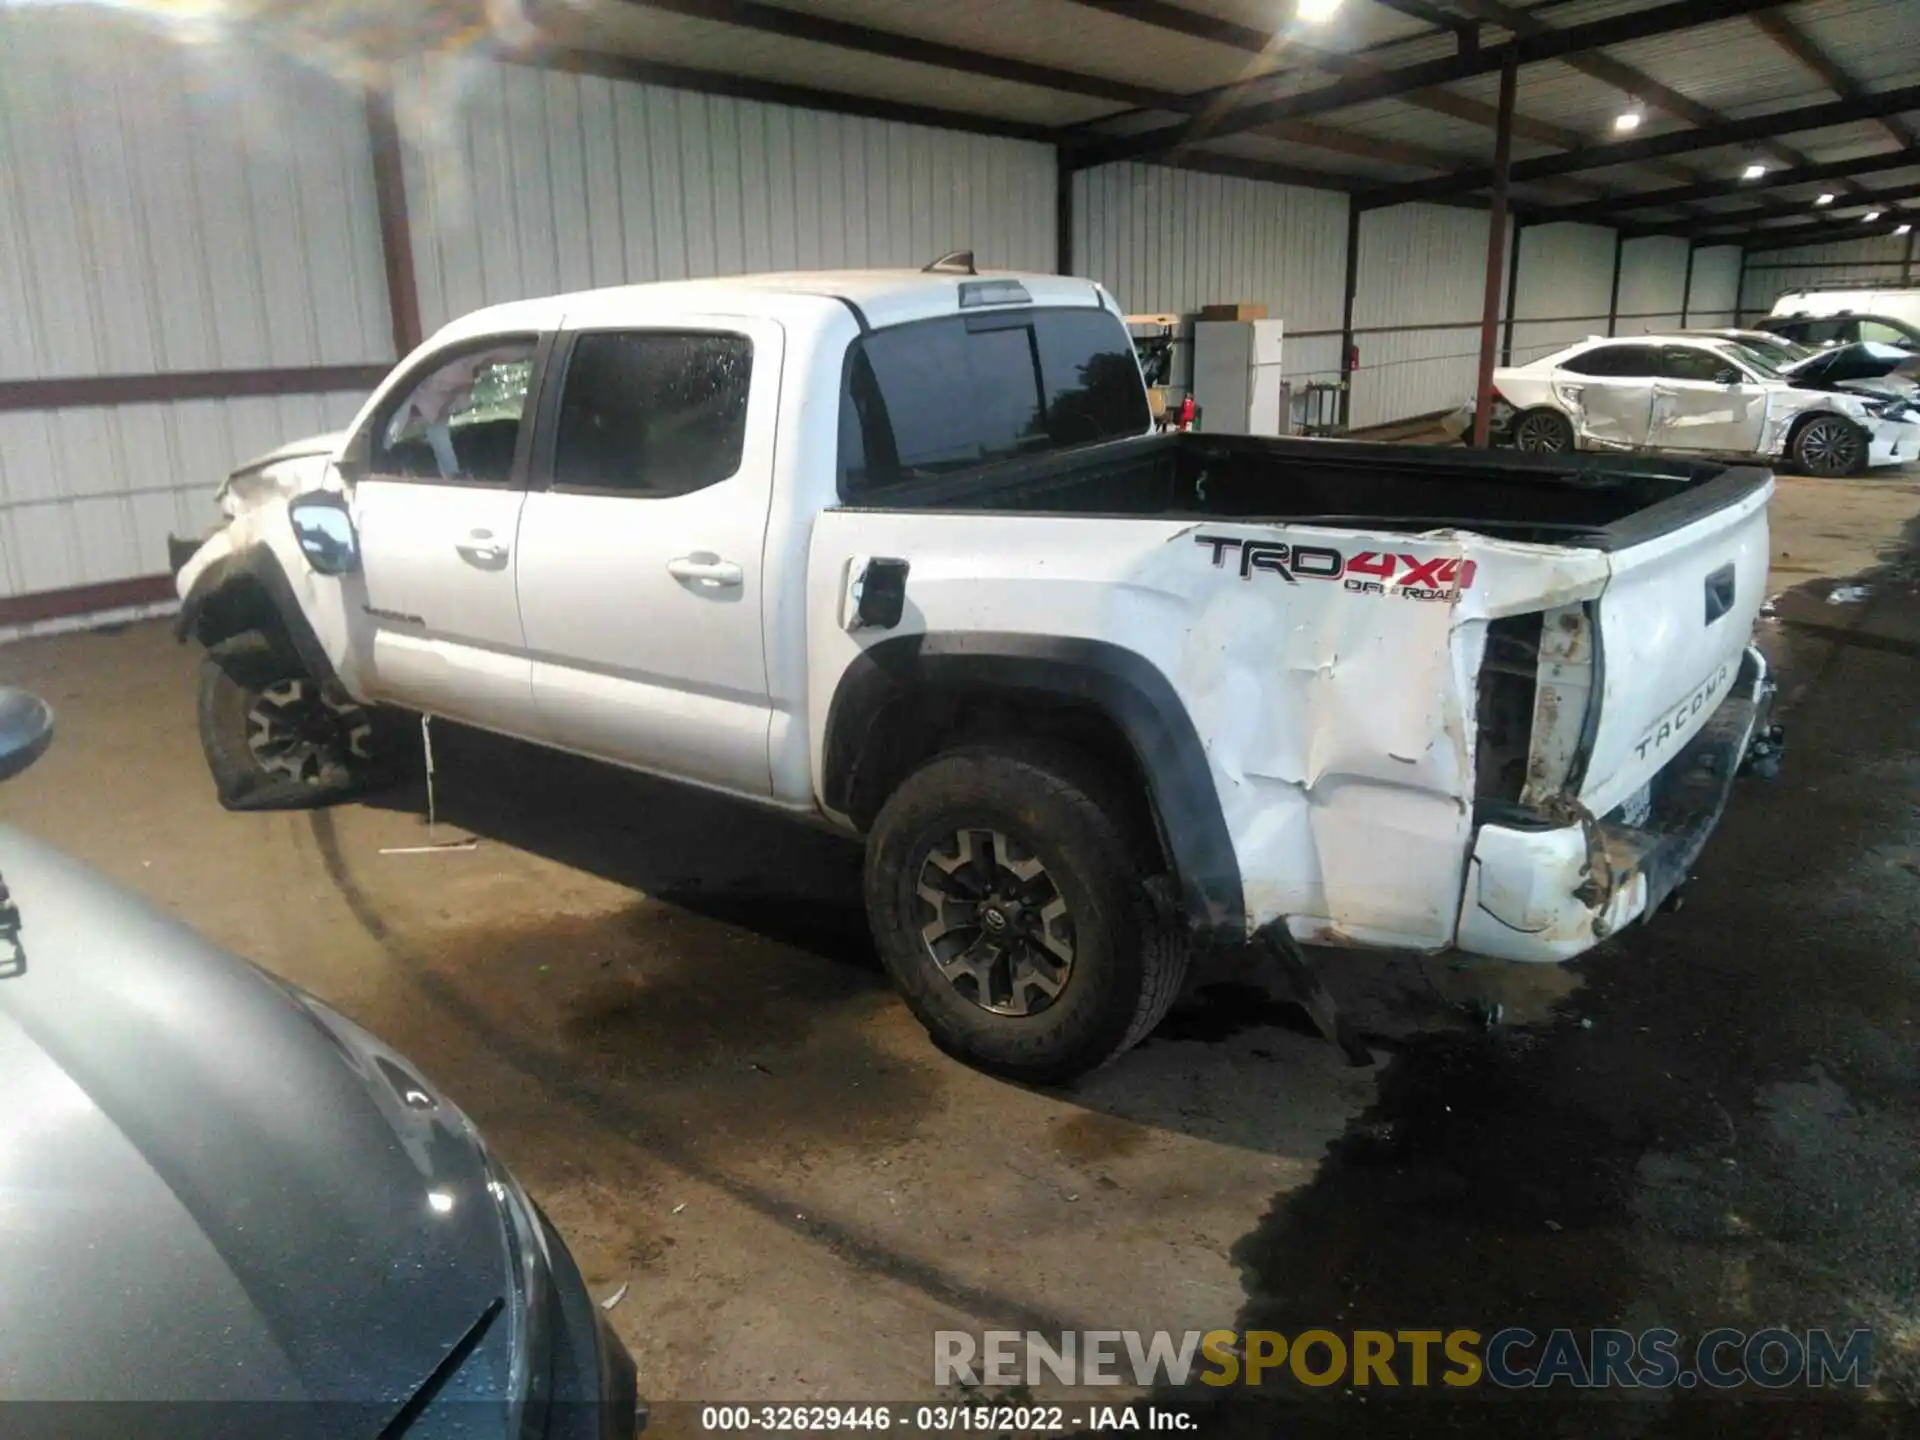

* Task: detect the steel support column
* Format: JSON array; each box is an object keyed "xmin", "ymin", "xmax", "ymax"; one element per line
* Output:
[
  {"xmin": 1502, "ymin": 221, "xmax": 1524, "ymax": 365},
  {"xmin": 365, "ymin": 82, "xmax": 422, "ymax": 357},
  {"xmin": 1736, "ymin": 245, "xmax": 1751, "ymax": 323},
  {"xmin": 1904, "ymin": 228, "xmax": 1916, "ymax": 286},
  {"xmin": 1472, "ymin": 54, "xmax": 1517, "ymax": 448},
  {"xmin": 1680, "ymin": 240, "xmax": 1697, "ymax": 326},
  {"xmin": 1339, "ymin": 199, "xmax": 1362, "ymax": 431},
  {"xmin": 1607, "ymin": 231, "xmax": 1625, "ymax": 334},
  {"xmin": 1055, "ymin": 151, "xmax": 1075, "ymax": 276}
]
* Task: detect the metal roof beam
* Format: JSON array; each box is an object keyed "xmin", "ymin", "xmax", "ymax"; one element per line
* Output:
[
  {"xmin": 1059, "ymin": 0, "xmax": 1661, "ymax": 212},
  {"xmin": 615, "ymin": 0, "xmax": 1477, "ymax": 182},
  {"xmin": 1358, "ymin": 82, "xmax": 1920, "ymax": 205},
  {"xmin": 1709, "ymin": 213, "xmax": 1915, "ymax": 253},
  {"xmin": 1667, "ymin": 180, "xmax": 1920, "ymax": 240},
  {"xmin": 1521, "ymin": 149, "xmax": 1920, "ymax": 223},
  {"xmin": 1066, "ymin": 0, "xmax": 1794, "ymax": 169},
  {"xmin": 1748, "ymin": 9, "xmax": 1918, "ymax": 151}
]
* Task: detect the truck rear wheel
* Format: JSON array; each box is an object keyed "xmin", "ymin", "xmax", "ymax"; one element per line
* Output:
[
  {"xmin": 197, "ymin": 629, "xmax": 383, "ymax": 811},
  {"xmin": 864, "ymin": 743, "xmax": 1190, "ymax": 1083}
]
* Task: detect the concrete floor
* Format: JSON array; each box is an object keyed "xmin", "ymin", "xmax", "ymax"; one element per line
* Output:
[{"xmin": 2, "ymin": 472, "xmax": 1918, "ymax": 1432}]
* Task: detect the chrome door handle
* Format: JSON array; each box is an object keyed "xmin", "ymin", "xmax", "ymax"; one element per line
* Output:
[
  {"xmin": 455, "ymin": 530, "xmax": 509, "ymax": 567},
  {"xmin": 667, "ymin": 555, "xmax": 743, "ymax": 586}
]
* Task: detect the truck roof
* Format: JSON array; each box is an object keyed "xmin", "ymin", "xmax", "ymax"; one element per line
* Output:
[{"xmin": 430, "ymin": 269, "xmax": 1113, "ymax": 349}]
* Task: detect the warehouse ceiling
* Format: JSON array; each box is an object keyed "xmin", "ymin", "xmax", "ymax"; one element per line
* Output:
[{"xmin": 513, "ymin": 0, "xmax": 1920, "ymax": 252}]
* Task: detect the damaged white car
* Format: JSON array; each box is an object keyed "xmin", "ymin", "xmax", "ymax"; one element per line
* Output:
[
  {"xmin": 173, "ymin": 267, "xmax": 1782, "ymax": 1081},
  {"xmin": 1450, "ymin": 335, "xmax": 1920, "ymax": 477}
]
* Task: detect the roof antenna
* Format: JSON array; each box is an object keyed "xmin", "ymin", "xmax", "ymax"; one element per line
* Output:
[{"xmin": 923, "ymin": 250, "xmax": 977, "ymax": 275}]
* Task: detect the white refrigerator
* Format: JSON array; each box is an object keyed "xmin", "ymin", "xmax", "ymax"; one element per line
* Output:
[{"xmin": 1191, "ymin": 319, "xmax": 1287, "ymax": 436}]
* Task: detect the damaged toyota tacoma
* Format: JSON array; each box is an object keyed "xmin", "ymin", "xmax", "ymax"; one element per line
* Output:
[{"xmin": 173, "ymin": 264, "xmax": 1780, "ymax": 1081}]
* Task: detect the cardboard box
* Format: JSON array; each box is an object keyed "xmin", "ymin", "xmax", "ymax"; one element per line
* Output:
[{"xmin": 1198, "ymin": 302, "xmax": 1268, "ymax": 321}]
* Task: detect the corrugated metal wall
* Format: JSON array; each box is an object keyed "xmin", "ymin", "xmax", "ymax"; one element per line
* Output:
[
  {"xmin": 398, "ymin": 56, "xmax": 1058, "ymax": 334},
  {"xmin": 1349, "ymin": 204, "xmax": 1506, "ymax": 430},
  {"xmin": 0, "ymin": 7, "xmax": 391, "ymax": 620},
  {"xmin": 1614, "ymin": 235, "xmax": 1693, "ymax": 335},
  {"xmin": 1739, "ymin": 235, "xmax": 1910, "ymax": 321},
  {"xmin": 1072, "ymin": 163, "xmax": 1349, "ymax": 410},
  {"xmin": 1687, "ymin": 246, "xmax": 1743, "ymax": 327},
  {"xmin": 1507, "ymin": 221, "xmax": 1617, "ymax": 366}
]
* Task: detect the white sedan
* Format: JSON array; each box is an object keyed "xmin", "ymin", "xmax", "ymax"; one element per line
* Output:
[{"xmin": 1451, "ymin": 335, "xmax": 1920, "ymax": 476}]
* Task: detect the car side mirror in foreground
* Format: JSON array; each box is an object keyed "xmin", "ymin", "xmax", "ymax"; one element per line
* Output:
[
  {"xmin": 0, "ymin": 687, "xmax": 54, "ymax": 782},
  {"xmin": 289, "ymin": 491, "xmax": 361, "ymax": 576},
  {"xmin": 1715, "ymin": 369, "xmax": 1742, "ymax": 386}
]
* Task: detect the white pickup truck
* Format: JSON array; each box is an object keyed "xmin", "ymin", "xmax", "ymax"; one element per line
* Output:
[{"xmin": 175, "ymin": 263, "xmax": 1779, "ymax": 1081}]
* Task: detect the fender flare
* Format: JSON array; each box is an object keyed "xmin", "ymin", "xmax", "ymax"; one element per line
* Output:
[
  {"xmin": 822, "ymin": 632, "xmax": 1245, "ymax": 940},
  {"xmin": 175, "ymin": 544, "xmax": 342, "ymax": 690}
]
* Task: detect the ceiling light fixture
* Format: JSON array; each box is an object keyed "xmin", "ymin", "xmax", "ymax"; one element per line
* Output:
[
  {"xmin": 1863, "ymin": 210, "xmax": 1883, "ymax": 222},
  {"xmin": 1297, "ymin": 0, "xmax": 1344, "ymax": 22},
  {"xmin": 1741, "ymin": 163, "xmax": 1768, "ymax": 181},
  {"xmin": 1815, "ymin": 193, "xmax": 1835, "ymax": 206},
  {"xmin": 1898, "ymin": 224, "xmax": 1914, "ymax": 236},
  {"xmin": 1613, "ymin": 105, "xmax": 1643, "ymax": 133}
]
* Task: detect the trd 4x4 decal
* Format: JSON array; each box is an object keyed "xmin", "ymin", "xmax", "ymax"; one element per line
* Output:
[{"xmin": 1195, "ymin": 535, "xmax": 1477, "ymax": 602}]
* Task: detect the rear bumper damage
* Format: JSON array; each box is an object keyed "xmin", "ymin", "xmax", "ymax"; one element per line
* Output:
[{"xmin": 1455, "ymin": 644, "xmax": 1776, "ymax": 963}]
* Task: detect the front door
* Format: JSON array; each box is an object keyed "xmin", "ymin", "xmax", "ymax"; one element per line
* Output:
[
  {"xmin": 1646, "ymin": 345, "xmax": 1768, "ymax": 455},
  {"xmin": 515, "ymin": 318, "xmax": 783, "ymax": 796},
  {"xmin": 352, "ymin": 335, "xmax": 542, "ymax": 734}
]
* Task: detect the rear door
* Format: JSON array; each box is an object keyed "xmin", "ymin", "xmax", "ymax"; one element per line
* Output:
[
  {"xmin": 1577, "ymin": 479, "xmax": 1773, "ymax": 820},
  {"xmin": 1552, "ymin": 344, "xmax": 1657, "ymax": 448},
  {"xmin": 1647, "ymin": 344, "xmax": 1769, "ymax": 454},
  {"xmin": 514, "ymin": 318, "xmax": 782, "ymax": 795},
  {"xmin": 351, "ymin": 335, "xmax": 542, "ymax": 733}
]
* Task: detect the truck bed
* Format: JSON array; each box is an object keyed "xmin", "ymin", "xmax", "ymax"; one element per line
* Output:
[{"xmin": 837, "ymin": 433, "xmax": 1769, "ymax": 550}]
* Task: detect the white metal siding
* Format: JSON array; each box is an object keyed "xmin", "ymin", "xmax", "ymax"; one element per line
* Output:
[
  {"xmin": 1507, "ymin": 221, "xmax": 1617, "ymax": 366},
  {"xmin": 1686, "ymin": 245, "xmax": 1743, "ymax": 328},
  {"xmin": 1739, "ymin": 236, "xmax": 1910, "ymax": 320},
  {"xmin": 399, "ymin": 57, "xmax": 1057, "ymax": 334},
  {"xmin": 1350, "ymin": 204, "xmax": 1506, "ymax": 429},
  {"xmin": 0, "ymin": 7, "xmax": 390, "ymax": 603},
  {"xmin": 1614, "ymin": 236, "xmax": 1693, "ymax": 335},
  {"xmin": 1073, "ymin": 162, "xmax": 1348, "ymax": 405}
]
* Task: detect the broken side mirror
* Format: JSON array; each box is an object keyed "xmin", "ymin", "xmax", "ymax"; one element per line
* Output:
[
  {"xmin": 289, "ymin": 491, "xmax": 361, "ymax": 576},
  {"xmin": 0, "ymin": 687, "xmax": 54, "ymax": 783}
]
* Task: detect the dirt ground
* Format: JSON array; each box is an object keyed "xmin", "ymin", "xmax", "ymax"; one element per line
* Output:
[{"xmin": 2, "ymin": 471, "xmax": 1918, "ymax": 1432}]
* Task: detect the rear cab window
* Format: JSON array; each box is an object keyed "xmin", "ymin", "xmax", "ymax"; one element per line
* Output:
[{"xmin": 838, "ymin": 307, "xmax": 1149, "ymax": 498}]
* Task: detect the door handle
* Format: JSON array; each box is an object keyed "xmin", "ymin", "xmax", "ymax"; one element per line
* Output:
[
  {"xmin": 455, "ymin": 529, "xmax": 509, "ymax": 567},
  {"xmin": 667, "ymin": 555, "xmax": 744, "ymax": 586}
]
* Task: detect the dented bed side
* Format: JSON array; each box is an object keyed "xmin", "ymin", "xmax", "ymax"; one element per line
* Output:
[{"xmin": 807, "ymin": 471, "xmax": 1773, "ymax": 962}]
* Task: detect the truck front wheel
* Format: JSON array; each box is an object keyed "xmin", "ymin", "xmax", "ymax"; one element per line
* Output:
[
  {"xmin": 197, "ymin": 630, "xmax": 384, "ymax": 811},
  {"xmin": 864, "ymin": 744, "xmax": 1190, "ymax": 1083}
]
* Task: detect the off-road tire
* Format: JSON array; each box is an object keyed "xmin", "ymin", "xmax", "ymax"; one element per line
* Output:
[
  {"xmin": 198, "ymin": 629, "xmax": 385, "ymax": 811},
  {"xmin": 864, "ymin": 743, "xmax": 1191, "ymax": 1084}
]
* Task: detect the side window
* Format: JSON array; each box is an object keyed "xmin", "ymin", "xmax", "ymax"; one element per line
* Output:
[
  {"xmin": 1796, "ymin": 318, "xmax": 1847, "ymax": 345},
  {"xmin": 1659, "ymin": 347, "xmax": 1737, "ymax": 383},
  {"xmin": 373, "ymin": 340, "xmax": 537, "ymax": 484},
  {"xmin": 1561, "ymin": 346, "xmax": 1652, "ymax": 377},
  {"xmin": 551, "ymin": 331, "xmax": 753, "ymax": 497},
  {"xmin": 839, "ymin": 307, "xmax": 1149, "ymax": 496},
  {"xmin": 1858, "ymin": 319, "xmax": 1916, "ymax": 348}
]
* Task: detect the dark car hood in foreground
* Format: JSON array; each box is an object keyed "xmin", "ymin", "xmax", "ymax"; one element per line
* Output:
[{"xmin": 0, "ymin": 825, "xmax": 512, "ymax": 1413}]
